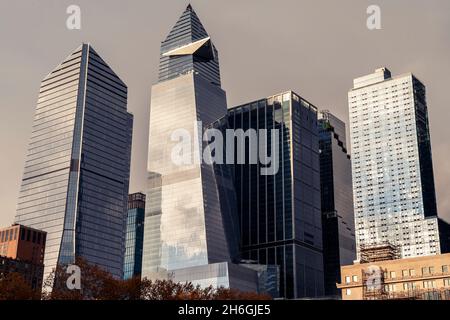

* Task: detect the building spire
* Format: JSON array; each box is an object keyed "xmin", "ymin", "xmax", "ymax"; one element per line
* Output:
[
  {"xmin": 161, "ymin": 4, "xmax": 209, "ymax": 49},
  {"xmin": 158, "ymin": 2, "xmax": 221, "ymax": 85}
]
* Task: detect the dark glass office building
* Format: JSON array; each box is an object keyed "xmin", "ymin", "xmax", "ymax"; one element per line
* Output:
[
  {"xmin": 318, "ymin": 111, "xmax": 356, "ymax": 298},
  {"xmin": 226, "ymin": 91, "xmax": 324, "ymax": 299},
  {"xmin": 15, "ymin": 44, "xmax": 133, "ymax": 280},
  {"xmin": 124, "ymin": 193, "xmax": 146, "ymax": 280},
  {"xmin": 439, "ymin": 218, "xmax": 450, "ymax": 254}
]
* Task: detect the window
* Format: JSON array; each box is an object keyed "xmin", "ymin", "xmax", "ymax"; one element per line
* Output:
[
  {"xmin": 403, "ymin": 282, "xmax": 414, "ymax": 291},
  {"xmin": 422, "ymin": 267, "xmax": 429, "ymax": 275},
  {"xmin": 444, "ymin": 279, "xmax": 450, "ymax": 287},
  {"xmin": 346, "ymin": 289, "xmax": 352, "ymax": 296},
  {"xmin": 429, "ymin": 267, "xmax": 435, "ymax": 274},
  {"xmin": 352, "ymin": 275, "xmax": 358, "ymax": 282},
  {"xmin": 402, "ymin": 270, "xmax": 408, "ymax": 277},
  {"xmin": 423, "ymin": 281, "xmax": 436, "ymax": 289},
  {"xmin": 410, "ymin": 269, "xmax": 415, "ymax": 276},
  {"xmin": 390, "ymin": 271, "xmax": 396, "ymax": 279},
  {"xmin": 345, "ymin": 276, "xmax": 351, "ymax": 284},
  {"xmin": 443, "ymin": 266, "xmax": 449, "ymax": 274},
  {"xmin": 385, "ymin": 284, "xmax": 396, "ymax": 292}
]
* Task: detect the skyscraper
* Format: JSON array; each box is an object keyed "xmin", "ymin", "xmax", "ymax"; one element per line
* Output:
[
  {"xmin": 124, "ymin": 193, "xmax": 146, "ymax": 280},
  {"xmin": 226, "ymin": 91, "xmax": 324, "ymax": 299},
  {"xmin": 318, "ymin": 111, "xmax": 356, "ymax": 297},
  {"xmin": 15, "ymin": 44, "xmax": 133, "ymax": 280},
  {"xmin": 349, "ymin": 67, "xmax": 441, "ymax": 259},
  {"xmin": 142, "ymin": 5, "xmax": 255, "ymax": 291}
]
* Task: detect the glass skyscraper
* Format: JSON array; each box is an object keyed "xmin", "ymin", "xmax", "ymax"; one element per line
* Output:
[
  {"xmin": 15, "ymin": 44, "xmax": 133, "ymax": 280},
  {"xmin": 124, "ymin": 193, "xmax": 146, "ymax": 280},
  {"xmin": 318, "ymin": 111, "xmax": 356, "ymax": 297},
  {"xmin": 142, "ymin": 5, "xmax": 255, "ymax": 291},
  {"xmin": 226, "ymin": 91, "xmax": 324, "ymax": 299},
  {"xmin": 349, "ymin": 68, "xmax": 442, "ymax": 259}
]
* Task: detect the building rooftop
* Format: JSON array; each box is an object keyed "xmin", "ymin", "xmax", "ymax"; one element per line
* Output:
[{"xmin": 350, "ymin": 67, "xmax": 421, "ymax": 91}]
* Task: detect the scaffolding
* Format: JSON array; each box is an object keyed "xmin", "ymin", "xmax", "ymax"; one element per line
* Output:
[
  {"xmin": 360, "ymin": 243, "xmax": 400, "ymax": 263},
  {"xmin": 362, "ymin": 267, "xmax": 450, "ymax": 300},
  {"xmin": 395, "ymin": 288, "xmax": 450, "ymax": 300},
  {"xmin": 356, "ymin": 243, "xmax": 450, "ymax": 300},
  {"xmin": 366, "ymin": 287, "xmax": 450, "ymax": 300},
  {"xmin": 362, "ymin": 267, "xmax": 388, "ymax": 300}
]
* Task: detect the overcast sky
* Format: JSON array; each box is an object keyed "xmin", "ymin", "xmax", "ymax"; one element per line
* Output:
[{"xmin": 0, "ymin": 0, "xmax": 449, "ymax": 227}]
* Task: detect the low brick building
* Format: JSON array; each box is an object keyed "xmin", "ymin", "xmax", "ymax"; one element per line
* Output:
[
  {"xmin": 0, "ymin": 224, "xmax": 46, "ymax": 290},
  {"xmin": 337, "ymin": 253, "xmax": 450, "ymax": 300}
]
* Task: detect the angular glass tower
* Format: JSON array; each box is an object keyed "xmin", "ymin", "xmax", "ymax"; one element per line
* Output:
[
  {"xmin": 15, "ymin": 44, "xmax": 133, "ymax": 280},
  {"xmin": 318, "ymin": 111, "xmax": 356, "ymax": 298},
  {"xmin": 226, "ymin": 91, "xmax": 325, "ymax": 299},
  {"xmin": 349, "ymin": 68, "xmax": 441, "ymax": 259},
  {"xmin": 142, "ymin": 5, "xmax": 250, "ymax": 289}
]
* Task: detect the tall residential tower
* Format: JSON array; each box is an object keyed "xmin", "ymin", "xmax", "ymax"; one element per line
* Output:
[
  {"xmin": 15, "ymin": 44, "xmax": 133, "ymax": 280},
  {"xmin": 349, "ymin": 68, "xmax": 441, "ymax": 259}
]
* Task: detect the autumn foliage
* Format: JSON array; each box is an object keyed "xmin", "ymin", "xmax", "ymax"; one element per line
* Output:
[
  {"xmin": 0, "ymin": 272, "xmax": 41, "ymax": 300},
  {"xmin": 0, "ymin": 258, "xmax": 271, "ymax": 300}
]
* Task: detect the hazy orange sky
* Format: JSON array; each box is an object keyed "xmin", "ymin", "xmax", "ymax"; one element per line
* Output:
[{"xmin": 0, "ymin": 0, "xmax": 449, "ymax": 226}]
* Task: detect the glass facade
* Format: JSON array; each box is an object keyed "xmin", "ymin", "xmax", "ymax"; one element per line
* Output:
[
  {"xmin": 123, "ymin": 193, "xmax": 146, "ymax": 280},
  {"xmin": 226, "ymin": 91, "xmax": 324, "ymax": 299},
  {"xmin": 142, "ymin": 5, "xmax": 240, "ymax": 286},
  {"xmin": 318, "ymin": 111, "xmax": 356, "ymax": 297},
  {"xmin": 15, "ymin": 44, "xmax": 133, "ymax": 280},
  {"xmin": 349, "ymin": 68, "xmax": 441, "ymax": 259},
  {"xmin": 147, "ymin": 262, "xmax": 261, "ymax": 293}
]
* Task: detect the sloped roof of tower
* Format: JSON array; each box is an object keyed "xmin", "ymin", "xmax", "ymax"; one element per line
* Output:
[
  {"xmin": 161, "ymin": 4, "xmax": 210, "ymax": 53},
  {"xmin": 88, "ymin": 44, "xmax": 127, "ymax": 88},
  {"xmin": 42, "ymin": 44, "xmax": 84, "ymax": 82},
  {"xmin": 42, "ymin": 44, "xmax": 126, "ymax": 88},
  {"xmin": 158, "ymin": 4, "xmax": 221, "ymax": 86}
]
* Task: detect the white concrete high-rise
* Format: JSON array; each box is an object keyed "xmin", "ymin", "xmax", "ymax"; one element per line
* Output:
[{"xmin": 348, "ymin": 68, "xmax": 442, "ymax": 259}]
